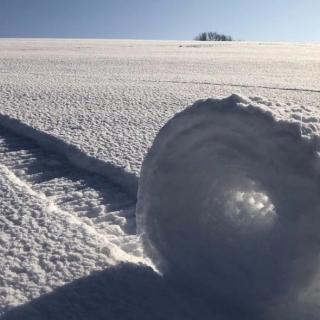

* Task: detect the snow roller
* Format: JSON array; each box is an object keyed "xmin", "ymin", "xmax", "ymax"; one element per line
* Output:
[{"xmin": 137, "ymin": 95, "xmax": 320, "ymax": 311}]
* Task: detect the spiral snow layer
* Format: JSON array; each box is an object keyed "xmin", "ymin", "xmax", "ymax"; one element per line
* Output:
[{"xmin": 137, "ymin": 95, "xmax": 320, "ymax": 314}]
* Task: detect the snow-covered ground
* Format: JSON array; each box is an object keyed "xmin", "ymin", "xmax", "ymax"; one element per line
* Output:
[
  {"xmin": 1, "ymin": 40, "xmax": 320, "ymax": 180},
  {"xmin": 0, "ymin": 39, "xmax": 320, "ymax": 319}
]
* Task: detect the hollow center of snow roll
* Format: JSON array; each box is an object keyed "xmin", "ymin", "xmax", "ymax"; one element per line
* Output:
[{"xmin": 224, "ymin": 187, "xmax": 276, "ymax": 227}]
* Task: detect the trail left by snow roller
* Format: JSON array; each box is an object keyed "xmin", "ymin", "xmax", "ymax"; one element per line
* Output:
[{"xmin": 136, "ymin": 95, "xmax": 320, "ymax": 315}]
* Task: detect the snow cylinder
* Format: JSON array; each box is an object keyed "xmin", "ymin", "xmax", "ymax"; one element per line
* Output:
[{"xmin": 136, "ymin": 95, "xmax": 320, "ymax": 311}]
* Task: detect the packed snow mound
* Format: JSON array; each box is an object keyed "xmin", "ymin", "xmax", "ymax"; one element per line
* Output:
[{"xmin": 137, "ymin": 95, "xmax": 320, "ymax": 314}]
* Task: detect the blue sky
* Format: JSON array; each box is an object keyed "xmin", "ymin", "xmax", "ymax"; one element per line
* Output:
[{"xmin": 0, "ymin": 0, "xmax": 319, "ymax": 42}]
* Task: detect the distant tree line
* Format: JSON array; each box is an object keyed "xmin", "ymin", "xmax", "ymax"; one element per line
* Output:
[{"xmin": 194, "ymin": 32, "xmax": 233, "ymax": 41}]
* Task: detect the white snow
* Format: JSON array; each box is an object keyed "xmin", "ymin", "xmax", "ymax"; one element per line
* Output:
[
  {"xmin": 0, "ymin": 39, "xmax": 320, "ymax": 319},
  {"xmin": 0, "ymin": 39, "xmax": 320, "ymax": 181},
  {"xmin": 137, "ymin": 95, "xmax": 320, "ymax": 317},
  {"xmin": 0, "ymin": 126, "xmax": 146, "ymax": 316},
  {"xmin": 0, "ymin": 163, "xmax": 118, "ymax": 312}
]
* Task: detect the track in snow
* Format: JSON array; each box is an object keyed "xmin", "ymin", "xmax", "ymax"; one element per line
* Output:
[
  {"xmin": 108, "ymin": 78, "xmax": 320, "ymax": 94},
  {"xmin": 0, "ymin": 125, "xmax": 141, "ymax": 256}
]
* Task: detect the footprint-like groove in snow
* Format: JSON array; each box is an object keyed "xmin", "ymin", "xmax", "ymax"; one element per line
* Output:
[{"xmin": 0, "ymin": 126, "xmax": 142, "ymax": 258}]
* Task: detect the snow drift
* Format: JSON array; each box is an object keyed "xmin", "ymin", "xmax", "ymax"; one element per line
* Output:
[{"xmin": 137, "ymin": 95, "xmax": 320, "ymax": 315}]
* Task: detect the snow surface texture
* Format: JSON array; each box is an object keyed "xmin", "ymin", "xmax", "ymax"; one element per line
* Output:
[
  {"xmin": 0, "ymin": 39, "xmax": 320, "ymax": 319},
  {"xmin": 0, "ymin": 126, "xmax": 147, "ymax": 317},
  {"xmin": 0, "ymin": 164, "xmax": 118, "ymax": 311},
  {"xmin": 0, "ymin": 39, "xmax": 320, "ymax": 185},
  {"xmin": 137, "ymin": 95, "xmax": 320, "ymax": 318}
]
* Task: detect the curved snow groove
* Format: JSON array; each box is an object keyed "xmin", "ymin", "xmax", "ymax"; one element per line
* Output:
[
  {"xmin": 137, "ymin": 95, "xmax": 320, "ymax": 313},
  {"xmin": 0, "ymin": 164, "xmax": 138, "ymax": 265},
  {"xmin": 0, "ymin": 114, "xmax": 138, "ymax": 198},
  {"xmin": 0, "ymin": 125, "xmax": 143, "ymax": 259}
]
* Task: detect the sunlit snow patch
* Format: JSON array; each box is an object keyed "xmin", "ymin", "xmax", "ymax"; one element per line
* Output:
[
  {"xmin": 137, "ymin": 95, "xmax": 320, "ymax": 315},
  {"xmin": 224, "ymin": 187, "xmax": 276, "ymax": 228}
]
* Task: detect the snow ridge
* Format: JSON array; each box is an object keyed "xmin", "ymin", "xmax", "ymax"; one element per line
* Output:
[
  {"xmin": 0, "ymin": 124, "xmax": 145, "ymax": 256},
  {"xmin": 0, "ymin": 114, "xmax": 139, "ymax": 198}
]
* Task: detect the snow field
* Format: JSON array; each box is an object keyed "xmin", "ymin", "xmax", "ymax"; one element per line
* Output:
[
  {"xmin": 0, "ymin": 39, "xmax": 320, "ymax": 319},
  {"xmin": 0, "ymin": 40, "xmax": 320, "ymax": 179}
]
